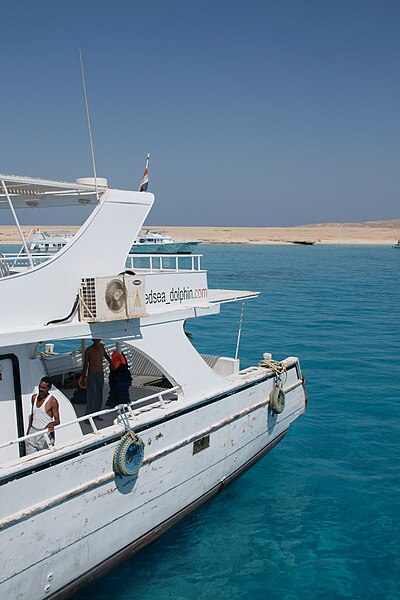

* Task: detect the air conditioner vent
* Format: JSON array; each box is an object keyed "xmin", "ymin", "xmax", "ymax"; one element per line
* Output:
[{"xmin": 80, "ymin": 278, "xmax": 97, "ymax": 319}]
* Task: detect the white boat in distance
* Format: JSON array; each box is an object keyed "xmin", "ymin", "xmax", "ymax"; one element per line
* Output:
[
  {"xmin": 0, "ymin": 173, "xmax": 306, "ymax": 599},
  {"xmin": 131, "ymin": 229, "xmax": 199, "ymax": 254},
  {"xmin": 15, "ymin": 228, "xmax": 199, "ymax": 255},
  {"xmin": 27, "ymin": 229, "xmax": 74, "ymax": 253}
]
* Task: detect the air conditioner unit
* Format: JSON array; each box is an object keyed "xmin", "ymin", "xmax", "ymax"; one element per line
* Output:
[
  {"xmin": 124, "ymin": 275, "xmax": 146, "ymax": 318},
  {"xmin": 79, "ymin": 275, "xmax": 146, "ymax": 323}
]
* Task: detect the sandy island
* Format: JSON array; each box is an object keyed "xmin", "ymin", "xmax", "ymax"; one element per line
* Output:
[{"xmin": 0, "ymin": 220, "xmax": 399, "ymax": 245}]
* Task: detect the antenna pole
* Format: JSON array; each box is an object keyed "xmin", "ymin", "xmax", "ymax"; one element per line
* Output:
[
  {"xmin": 235, "ymin": 302, "xmax": 245, "ymax": 360},
  {"xmin": 79, "ymin": 49, "xmax": 99, "ymax": 201}
]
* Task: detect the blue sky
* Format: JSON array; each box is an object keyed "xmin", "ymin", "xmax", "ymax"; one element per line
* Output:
[{"xmin": 1, "ymin": 0, "xmax": 399, "ymax": 226}]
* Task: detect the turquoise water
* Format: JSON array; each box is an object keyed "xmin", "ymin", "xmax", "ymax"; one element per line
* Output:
[
  {"xmin": 80, "ymin": 244, "xmax": 399, "ymax": 600},
  {"xmin": 0, "ymin": 245, "xmax": 21, "ymax": 253},
  {"xmin": 4, "ymin": 244, "xmax": 400, "ymax": 598}
]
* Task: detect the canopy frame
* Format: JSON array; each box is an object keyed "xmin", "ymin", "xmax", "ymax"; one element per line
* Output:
[
  {"xmin": 0, "ymin": 174, "xmax": 105, "ymax": 210},
  {"xmin": 1, "ymin": 179, "xmax": 34, "ymax": 268}
]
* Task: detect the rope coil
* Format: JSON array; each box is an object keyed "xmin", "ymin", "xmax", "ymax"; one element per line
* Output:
[
  {"xmin": 113, "ymin": 430, "xmax": 145, "ymax": 477},
  {"xmin": 259, "ymin": 358, "xmax": 287, "ymax": 414}
]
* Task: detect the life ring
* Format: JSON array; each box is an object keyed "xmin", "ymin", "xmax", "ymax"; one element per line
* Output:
[
  {"xmin": 113, "ymin": 431, "xmax": 145, "ymax": 476},
  {"xmin": 270, "ymin": 385, "xmax": 285, "ymax": 414}
]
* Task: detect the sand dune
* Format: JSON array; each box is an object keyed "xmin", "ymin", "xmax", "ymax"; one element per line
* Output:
[
  {"xmin": 152, "ymin": 221, "xmax": 400, "ymax": 245},
  {"xmin": 0, "ymin": 220, "xmax": 399, "ymax": 245}
]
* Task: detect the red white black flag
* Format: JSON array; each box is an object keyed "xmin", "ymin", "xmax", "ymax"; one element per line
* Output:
[{"xmin": 138, "ymin": 154, "xmax": 150, "ymax": 192}]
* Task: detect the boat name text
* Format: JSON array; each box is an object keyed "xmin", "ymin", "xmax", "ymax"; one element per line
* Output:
[{"xmin": 145, "ymin": 286, "xmax": 208, "ymax": 305}]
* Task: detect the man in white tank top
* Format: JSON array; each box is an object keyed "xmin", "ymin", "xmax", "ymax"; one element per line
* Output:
[{"xmin": 26, "ymin": 377, "xmax": 60, "ymax": 455}]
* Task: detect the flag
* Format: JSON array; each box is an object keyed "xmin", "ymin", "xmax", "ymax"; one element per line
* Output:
[{"xmin": 138, "ymin": 154, "xmax": 150, "ymax": 192}]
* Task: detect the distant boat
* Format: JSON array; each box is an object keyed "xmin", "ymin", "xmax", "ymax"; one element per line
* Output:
[
  {"xmin": 130, "ymin": 229, "xmax": 199, "ymax": 254},
  {"xmin": 393, "ymin": 239, "xmax": 400, "ymax": 248},
  {"xmin": 27, "ymin": 229, "xmax": 74, "ymax": 252},
  {"xmin": 134, "ymin": 156, "xmax": 198, "ymax": 254},
  {"xmin": 292, "ymin": 240, "xmax": 316, "ymax": 246},
  {"xmin": 20, "ymin": 228, "xmax": 199, "ymax": 256}
]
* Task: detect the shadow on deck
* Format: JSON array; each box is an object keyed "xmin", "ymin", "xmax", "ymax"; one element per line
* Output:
[{"xmin": 61, "ymin": 379, "xmax": 176, "ymax": 435}]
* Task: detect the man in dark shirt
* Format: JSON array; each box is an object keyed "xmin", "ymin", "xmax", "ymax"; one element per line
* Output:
[{"xmin": 83, "ymin": 339, "xmax": 111, "ymax": 418}]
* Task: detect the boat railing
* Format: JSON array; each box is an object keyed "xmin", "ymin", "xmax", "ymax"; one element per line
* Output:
[
  {"xmin": 0, "ymin": 252, "xmax": 203, "ymax": 274},
  {"xmin": 125, "ymin": 253, "xmax": 202, "ymax": 272},
  {"xmin": 0, "ymin": 253, "xmax": 55, "ymax": 270},
  {"xmin": 0, "ymin": 385, "xmax": 181, "ymax": 458}
]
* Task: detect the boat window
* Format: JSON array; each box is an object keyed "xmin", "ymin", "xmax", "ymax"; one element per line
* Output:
[{"xmin": 193, "ymin": 435, "xmax": 210, "ymax": 454}]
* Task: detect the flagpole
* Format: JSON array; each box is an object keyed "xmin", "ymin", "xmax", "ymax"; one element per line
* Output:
[{"xmin": 138, "ymin": 153, "xmax": 150, "ymax": 191}]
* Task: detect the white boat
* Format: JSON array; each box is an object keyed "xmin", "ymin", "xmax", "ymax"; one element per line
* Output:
[
  {"xmin": 0, "ymin": 173, "xmax": 306, "ymax": 599},
  {"xmin": 27, "ymin": 229, "xmax": 74, "ymax": 253},
  {"xmin": 16, "ymin": 228, "xmax": 198, "ymax": 255},
  {"xmin": 131, "ymin": 229, "xmax": 199, "ymax": 254},
  {"xmin": 393, "ymin": 239, "xmax": 400, "ymax": 248}
]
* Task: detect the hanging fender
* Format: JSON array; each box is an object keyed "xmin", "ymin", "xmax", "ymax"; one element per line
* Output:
[
  {"xmin": 269, "ymin": 385, "xmax": 285, "ymax": 414},
  {"xmin": 113, "ymin": 431, "xmax": 145, "ymax": 477}
]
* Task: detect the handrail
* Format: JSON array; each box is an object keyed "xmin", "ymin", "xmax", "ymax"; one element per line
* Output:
[
  {"xmin": 0, "ymin": 252, "xmax": 203, "ymax": 273},
  {"xmin": 126, "ymin": 253, "xmax": 202, "ymax": 272},
  {"xmin": 0, "ymin": 385, "xmax": 181, "ymax": 452},
  {"xmin": 1, "ymin": 253, "xmax": 55, "ymax": 267},
  {"xmin": 10, "ymin": 227, "xmax": 35, "ymax": 269}
]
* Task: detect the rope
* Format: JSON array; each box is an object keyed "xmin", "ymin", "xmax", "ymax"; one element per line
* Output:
[
  {"xmin": 117, "ymin": 404, "xmax": 131, "ymax": 432},
  {"xmin": 113, "ymin": 430, "xmax": 144, "ymax": 476},
  {"xmin": 258, "ymin": 358, "xmax": 288, "ymax": 386}
]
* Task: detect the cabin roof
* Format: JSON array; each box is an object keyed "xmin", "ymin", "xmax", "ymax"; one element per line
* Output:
[{"xmin": 0, "ymin": 173, "xmax": 107, "ymax": 209}]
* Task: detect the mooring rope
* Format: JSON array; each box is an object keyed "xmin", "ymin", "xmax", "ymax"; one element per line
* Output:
[{"xmin": 258, "ymin": 358, "xmax": 288, "ymax": 386}]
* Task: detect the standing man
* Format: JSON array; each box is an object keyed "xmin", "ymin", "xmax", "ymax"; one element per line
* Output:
[
  {"xmin": 26, "ymin": 376, "xmax": 60, "ymax": 454},
  {"xmin": 83, "ymin": 339, "xmax": 111, "ymax": 418}
]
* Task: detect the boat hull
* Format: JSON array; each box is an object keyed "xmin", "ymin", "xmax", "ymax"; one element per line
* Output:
[
  {"xmin": 0, "ymin": 371, "xmax": 305, "ymax": 600},
  {"xmin": 53, "ymin": 429, "xmax": 287, "ymax": 600}
]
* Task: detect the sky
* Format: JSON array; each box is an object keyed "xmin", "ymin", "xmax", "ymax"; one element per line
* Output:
[{"xmin": 0, "ymin": 0, "xmax": 399, "ymax": 226}]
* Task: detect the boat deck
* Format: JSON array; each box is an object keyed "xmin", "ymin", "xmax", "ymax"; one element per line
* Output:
[{"xmin": 61, "ymin": 379, "xmax": 178, "ymax": 434}]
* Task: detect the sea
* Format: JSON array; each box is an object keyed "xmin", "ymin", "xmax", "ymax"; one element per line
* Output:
[{"xmin": 3, "ymin": 243, "xmax": 400, "ymax": 599}]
